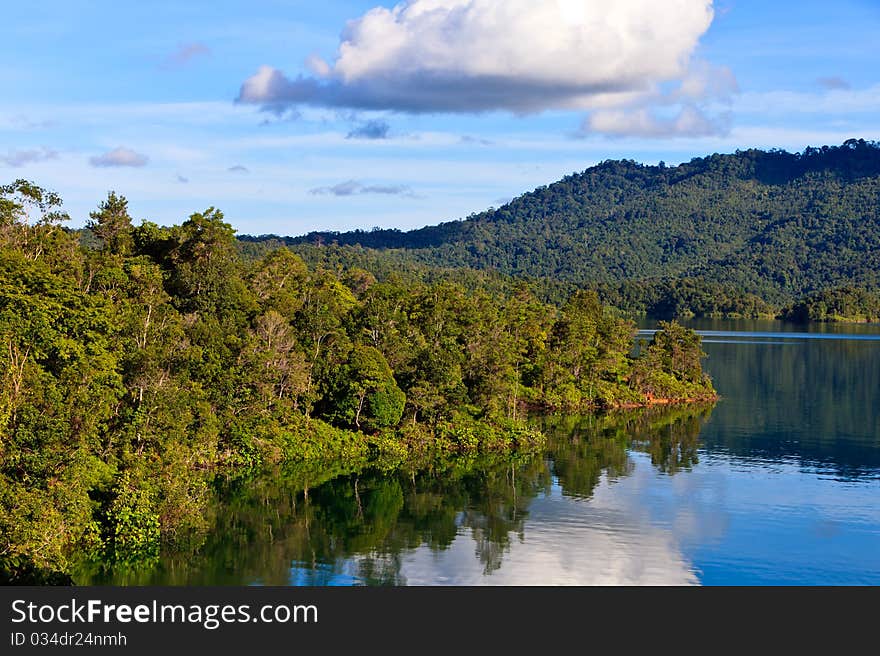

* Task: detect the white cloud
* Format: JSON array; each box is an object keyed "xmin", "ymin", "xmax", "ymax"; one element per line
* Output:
[
  {"xmin": 584, "ymin": 105, "xmax": 728, "ymax": 138},
  {"xmin": 676, "ymin": 61, "xmax": 739, "ymax": 103},
  {"xmin": 3, "ymin": 115, "xmax": 55, "ymax": 131},
  {"xmin": 89, "ymin": 147, "xmax": 149, "ymax": 168},
  {"xmin": 389, "ymin": 458, "xmax": 702, "ymax": 585},
  {"xmin": 238, "ymin": 0, "xmax": 718, "ymax": 116}
]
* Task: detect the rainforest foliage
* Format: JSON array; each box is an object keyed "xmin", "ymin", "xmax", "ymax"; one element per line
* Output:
[
  {"xmin": 0, "ymin": 181, "xmax": 713, "ymax": 582},
  {"xmin": 273, "ymin": 140, "xmax": 880, "ymax": 315},
  {"xmin": 779, "ymin": 287, "xmax": 880, "ymax": 323}
]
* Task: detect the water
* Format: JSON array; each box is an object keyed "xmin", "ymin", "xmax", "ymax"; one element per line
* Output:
[{"xmin": 80, "ymin": 320, "xmax": 880, "ymax": 585}]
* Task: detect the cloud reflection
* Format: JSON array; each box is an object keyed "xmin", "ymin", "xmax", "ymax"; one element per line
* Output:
[{"xmin": 349, "ymin": 459, "xmax": 701, "ymax": 586}]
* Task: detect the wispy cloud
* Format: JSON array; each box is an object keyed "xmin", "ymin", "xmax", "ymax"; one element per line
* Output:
[
  {"xmin": 734, "ymin": 84, "xmax": 880, "ymax": 115},
  {"xmin": 162, "ymin": 42, "xmax": 211, "ymax": 69},
  {"xmin": 346, "ymin": 119, "xmax": 390, "ymax": 140},
  {"xmin": 89, "ymin": 147, "xmax": 149, "ymax": 168},
  {"xmin": 310, "ymin": 179, "xmax": 419, "ymax": 198},
  {"xmin": 0, "ymin": 147, "xmax": 58, "ymax": 167},
  {"xmin": 6, "ymin": 115, "xmax": 55, "ymax": 130},
  {"xmin": 460, "ymin": 135, "xmax": 494, "ymax": 146},
  {"xmin": 582, "ymin": 105, "xmax": 729, "ymax": 138},
  {"xmin": 817, "ymin": 76, "xmax": 851, "ymax": 91}
]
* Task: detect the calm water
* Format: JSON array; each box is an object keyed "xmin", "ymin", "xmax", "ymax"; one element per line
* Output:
[{"xmin": 81, "ymin": 320, "xmax": 880, "ymax": 585}]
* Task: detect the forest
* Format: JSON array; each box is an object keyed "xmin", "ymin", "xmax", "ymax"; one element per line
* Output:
[
  {"xmin": 779, "ymin": 287, "xmax": 880, "ymax": 323},
  {"xmin": 0, "ymin": 180, "xmax": 714, "ymax": 583},
  {"xmin": 270, "ymin": 140, "xmax": 880, "ymax": 318}
]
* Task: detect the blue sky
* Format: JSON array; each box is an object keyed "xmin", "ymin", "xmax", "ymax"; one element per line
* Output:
[{"xmin": 2, "ymin": 0, "xmax": 878, "ymax": 235}]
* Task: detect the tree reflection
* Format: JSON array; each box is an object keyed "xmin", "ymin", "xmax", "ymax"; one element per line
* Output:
[
  {"xmin": 540, "ymin": 403, "xmax": 713, "ymax": 495},
  {"xmin": 614, "ymin": 405, "xmax": 710, "ymax": 475},
  {"xmin": 75, "ymin": 404, "xmax": 714, "ymax": 585},
  {"xmin": 540, "ymin": 414, "xmax": 632, "ymax": 498}
]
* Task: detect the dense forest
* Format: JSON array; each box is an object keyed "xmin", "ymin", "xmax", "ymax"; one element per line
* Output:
[
  {"xmin": 0, "ymin": 180, "xmax": 713, "ymax": 583},
  {"xmin": 270, "ymin": 140, "xmax": 880, "ymax": 317},
  {"xmin": 779, "ymin": 287, "xmax": 880, "ymax": 323}
]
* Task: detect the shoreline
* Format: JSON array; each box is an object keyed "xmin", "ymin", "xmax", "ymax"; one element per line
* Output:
[{"xmin": 612, "ymin": 394, "xmax": 720, "ymax": 410}]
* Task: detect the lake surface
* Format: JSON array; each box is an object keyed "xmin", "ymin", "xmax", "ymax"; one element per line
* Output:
[{"xmin": 80, "ymin": 320, "xmax": 880, "ymax": 585}]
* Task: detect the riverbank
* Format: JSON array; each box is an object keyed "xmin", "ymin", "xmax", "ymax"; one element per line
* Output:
[{"xmin": 613, "ymin": 393, "xmax": 719, "ymax": 410}]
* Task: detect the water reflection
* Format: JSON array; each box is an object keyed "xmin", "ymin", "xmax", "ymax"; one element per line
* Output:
[
  {"xmin": 666, "ymin": 322, "xmax": 880, "ymax": 479},
  {"xmin": 543, "ymin": 407, "xmax": 710, "ymax": 483},
  {"xmin": 76, "ymin": 405, "xmax": 711, "ymax": 586}
]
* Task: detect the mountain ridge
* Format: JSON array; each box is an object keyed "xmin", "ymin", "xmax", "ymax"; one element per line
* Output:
[{"xmin": 240, "ymin": 139, "xmax": 880, "ymax": 310}]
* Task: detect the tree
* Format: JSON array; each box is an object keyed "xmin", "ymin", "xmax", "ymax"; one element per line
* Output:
[
  {"xmin": 294, "ymin": 271, "xmax": 357, "ymax": 414},
  {"xmin": 629, "ymin": 321, "xmax": 713, "ymax": 400},
  {"xmin": 646, "ymin": 321, "xmax": 706, "ymax": 384},
  {"xmin": 322, "ymin": 345, "xmax": 405, "ymax": 432},
  {"xmin": 249, "ymin": 248, "xmax": 309, "ymax": 317},
  {"xmin": 542, "ymin": 290, "xmax": 633, "ymax": 408},
  {"xmin": 240, "ymin": 310, "xmax": 309, "ymax": 412},
  {"xmin": 167, "ymin": 207, "xmax": 255, "ymax": 319},
  {"xmin": 87, "ymin": 192, "xmax": 134, "ymax": 256},
  {"xmin": 0, "ymin": 180, "xmax": 71, "ymax": 262}
]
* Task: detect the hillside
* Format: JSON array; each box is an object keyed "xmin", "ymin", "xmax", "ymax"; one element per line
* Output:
[{"xmin": 271, "ymin": 140, "xmax": 880, "ymax": 310}]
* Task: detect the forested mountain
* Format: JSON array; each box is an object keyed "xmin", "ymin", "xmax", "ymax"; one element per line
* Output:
[{"xmin": 277, "ymin": 139, "xmax": 880, "ymax": 310}]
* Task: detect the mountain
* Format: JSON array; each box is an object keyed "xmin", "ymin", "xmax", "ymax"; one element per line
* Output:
[{"xmin": 244, "ymin": 139, "xmax": 880, "ymax": 313}]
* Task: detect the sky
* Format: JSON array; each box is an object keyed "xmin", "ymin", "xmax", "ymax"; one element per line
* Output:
[{"xmin": 2, "ymin": 0, "xmax": 879, "ymax": 236}]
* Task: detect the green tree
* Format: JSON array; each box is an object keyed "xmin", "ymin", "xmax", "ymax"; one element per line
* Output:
[
  {"xmin": 167, "ymin": 207, "xmax": 255, "ymax": 320},
  {"xmin": 87, "ymin": 192, "xmax": 134, "ymax": 256},
  {"xmin": 542, "ymin": 291, "xmax": 634, "ymax": 409},
  {"xmin": 629, "ymin": 321, "xmax": 714, "ymax": 400},
  {"xmin": 322, "ymin": 345, "xmax": 405, "ymax": 432},
  {"xmin": 249, "ymin": 248, "xmax": 309, "ymax": 317}
]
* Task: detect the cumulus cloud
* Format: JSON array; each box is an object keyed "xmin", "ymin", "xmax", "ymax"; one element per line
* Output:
[
  {"xmin": 163, "ymin": 42, "xmax": 211, "ymax": 69},
  {"xmin": 238, "ymin": 0, "xmax": 718, "ymax": 117},
  {"xmin": 347, "ymin": 119, "xmax": 391, "ymax": 140},
  {"xmin": 310, "ymin": 180, "xmax": 418, "ymax": 197},
  {"xmin": 0, "ymin": 147, "xmax": 58, "ymax": 167},
  {"xmin": 89, "ymin": 147, "xmax": 149, "ymax": 168}
]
